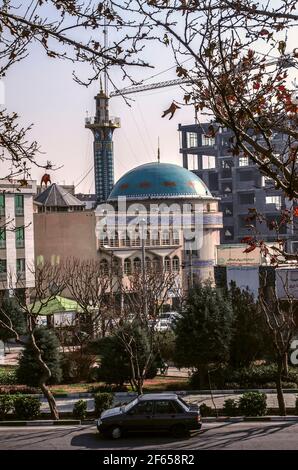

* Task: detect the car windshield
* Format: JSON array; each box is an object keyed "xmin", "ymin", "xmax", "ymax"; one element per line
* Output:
[
  {"xmin": 177, "ymin": 396, "xmax": 190, "ymax": 410},
  {"xmin": 123, "ymin": 398, "xmax": 139, "ymax": 412}
]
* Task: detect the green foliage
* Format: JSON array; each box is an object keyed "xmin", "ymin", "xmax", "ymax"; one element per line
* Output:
[
  {"xmin": 174, "ymin": 284, "xmax": 233, "ymax": 387},
  {"xmin": 0, "ymin": 299, "xmax": 26, "ymax": 342},
  {"xmin": 199, "ymin": 403, "xmax": 213, "ymax": 417},
  {"xmin": 16, "ymin": 327, "xmax": 62, "ymax": 387},
  {"xmin": 91, "ymin": 322, "xmax": 158, "ymax": 387},
  {"xmin": 13, "ymin": 395, "xmax": 41, "ymax": 420},
  {"xmin": 238, "ymin": 392, "xmax": 267, "ymax": 417},
  {"xmin": 223, "ymin": 398, "xmax": 239, "ymax": 417},
  {"xmin": 72, "ymin": 399, "xmax": 87, "ymax": 420},
  {"xmin": 0, "ymin": 394, "xmax": 15, "ymax": 420},
  {"xmin": 155, "ymin": 330, "xmax": 176, "ymax": 365},
  {"xmin": 94, "ymin": 392, "xmax": 113, "ymax": 416},
  {"xmin": 61, "ymin": 352, "xmax": 96, "ymax": 384},
  {"xmin": 228, "ymin": 283, "xmax": 272, "ymax": 367},
  {"xmin": 0, "ymin": 368, "xmax": 17, "ymax": 385}
]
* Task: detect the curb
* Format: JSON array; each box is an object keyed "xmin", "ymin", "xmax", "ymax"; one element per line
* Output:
[
  {"xmin": 0, "ymin": 420, "xmax": 81, "ymax": 427},
  {"xmin": 202, "ymin": 416, "xmax": 298, "ymax": 423}
]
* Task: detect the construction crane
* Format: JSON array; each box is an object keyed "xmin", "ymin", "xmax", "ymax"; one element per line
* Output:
[{"xmin": 110, "ymin": 55, "xmax": 296, "ymax": 97}]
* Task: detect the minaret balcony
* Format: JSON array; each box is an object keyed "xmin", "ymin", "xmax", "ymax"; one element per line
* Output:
[{"xmin": 85, "ymin": 116, "xmax": 121, "ymax": 128}]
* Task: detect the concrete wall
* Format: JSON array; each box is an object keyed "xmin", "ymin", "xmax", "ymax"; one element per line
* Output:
[{"xmin": 34, "ymin": 211, "xmax": 97, "ymax": 263}]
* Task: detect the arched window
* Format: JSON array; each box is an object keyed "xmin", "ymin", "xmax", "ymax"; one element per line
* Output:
[
  {"xmin": 172, "ymin": 256, "xmax": 180, "ymax": 272},
  {"xmin": 152, "ymin": 257, "xmax": 160, "ymax": 272},
  {"xmin": 100, "ymin": 259, "xmax": 109, "ymax": 275},
  {"xmin": 124, "ymin": 258, "xmax": 132, "ymax": 275},
  {"xmin": 164, "ymin": 256, "xmax": 171, "ymax": 272},
  {"xmin": 109, "ymin": 231, "xmax": 119, "ymax": 247},
  {"xmin": 133, "ymin": 257, "xmax": 141, "ymax": 272},
  {"xmin": 172, "ymin": 230, "xmax": 180, "ymax": 245},
  {"xmin": 162, "ymin": 230, "xmax": 170, "ymax": 245}
]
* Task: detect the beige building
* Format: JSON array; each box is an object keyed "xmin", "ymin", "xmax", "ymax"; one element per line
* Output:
[
  {"xmin": 34, "ymin": 183, "xmax": 97, "ymax": 264},
  {"xmin": 0, "ymin": 179, "xmax": 36, "ymax": 293}
]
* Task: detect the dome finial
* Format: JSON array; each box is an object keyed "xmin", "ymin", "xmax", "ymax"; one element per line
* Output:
[{"xmin": 157, "ymin": 137, "xmax": 160, "ymax": 164}]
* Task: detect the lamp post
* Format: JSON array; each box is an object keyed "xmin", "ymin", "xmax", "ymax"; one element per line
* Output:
[{"xmin": 139, "ymin": 218, "xmax": 148, "ymax": 317}]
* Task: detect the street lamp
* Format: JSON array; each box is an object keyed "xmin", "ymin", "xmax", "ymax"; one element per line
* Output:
[{"xmin": 139, "ymin": 218, "xmax": 148, "ymax": 317}]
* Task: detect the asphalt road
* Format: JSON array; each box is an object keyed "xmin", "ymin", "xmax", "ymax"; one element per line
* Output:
[{"xmin": 0, "ymin": 422, "xmax": 298, "ymax": 450}]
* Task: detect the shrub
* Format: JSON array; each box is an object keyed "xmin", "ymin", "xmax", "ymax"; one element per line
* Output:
[
  {"xmin": 17, "ymin": 328, "xmax": 62, "ymax": 387},
  {"xmin": 199, "ymin": 403, "xmax": 213, "ymax": 417},
  {"xmin": 61, "ymin": 352, "xmax": 97, "ymax": 384},
  {"xmin": 296, "ymin": 396, "xmax": 298, "ymax": 416},
  {"xmin": 0, "ymin": 385, "xmax": 39, "ymax": 395},
  {"xmin": 238, "ymin": 392, "xmax": 267, "ymax": 417},
  {"xmin": 73, "ymin": 400, "xmax": 87, "ymax": 420},
  {"xmin": 13, "ymin": 395, "xmax": 41, "ymax": 420},
  {"xmin": 94, "ymin": 392, "xmax": 113, "ymax": 416},
  {"xmin": 0, "ymin": 395, "xmax": 15, "ymax": 420},
  {"xmin": 223, "ymin": 398, "xmax": 239, "ymax": 417},
  {"xmin": 0, "ymin": 369, "xmax": 17, "ymax": 385}
]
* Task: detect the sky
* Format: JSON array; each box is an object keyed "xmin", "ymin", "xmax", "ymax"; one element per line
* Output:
[
  {"xmin": 4, "ymin": 2, "xmax": 298, "ymax": 194},
  {"xmin": 5, "ymin": 33, "xmax": 193, "ymax": 193}
]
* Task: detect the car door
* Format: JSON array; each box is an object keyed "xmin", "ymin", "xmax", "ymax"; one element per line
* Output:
[
  {"xmin": 124, "ymin": 400, "xmax": 154, "ymax": 432},
  {"xmin": 152, "ymin": 400, "xmax": 181, "ymax": 430}
]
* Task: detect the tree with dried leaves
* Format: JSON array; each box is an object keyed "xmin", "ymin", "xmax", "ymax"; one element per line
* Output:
[
  {"xmin": 259, "ymin": 271, "xmax": 298, "ymax": 416},
  {"xmin": 0, "ymin": 262, "xmax": 65, "ymax": 419},
  {"xmin": 110, "ymin": 265, "xmax": 179, "ymax": 394},
  {"xmin": 0, "ymin": 0, "xmax": 151, "ymax": 180}
]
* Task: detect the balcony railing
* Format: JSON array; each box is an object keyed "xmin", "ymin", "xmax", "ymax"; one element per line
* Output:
[{"xmin": 85, "ymin": 116, "xmax": 120, "ymax": 127}]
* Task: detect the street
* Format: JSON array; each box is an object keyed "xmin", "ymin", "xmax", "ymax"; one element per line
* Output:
[{"xmin": 1, "ymin": 422, "xmax": 298, "ymax": 450}]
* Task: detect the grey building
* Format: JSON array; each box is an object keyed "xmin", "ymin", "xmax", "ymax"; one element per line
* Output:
[{"xmin": 179, "ymin": 123, "xmax": 296, "ymax": 249}]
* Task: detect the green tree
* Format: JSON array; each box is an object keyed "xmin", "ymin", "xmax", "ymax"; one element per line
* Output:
[
  {"xmin": 91, "ymin": 322, "xmax": 158, "ymax": 390},
  {"xmin": 17, "ymin": 327, "xmax": 62, "ymax": 387},
  {"xmin": 174, "ymin": 284, "xmax": 233, "ymax": 388},
  {"xmin": 0, "ymin": 299, "xmax": 26, "ymax": 342},
  {"xmin": 228, "ymin": 282, "xmax": 271, "ymax": 368}
]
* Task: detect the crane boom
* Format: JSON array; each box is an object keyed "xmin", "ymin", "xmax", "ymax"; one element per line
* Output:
[{"xmin": 110, "ymin": 55, "xmax": 295, "ymax": 98}]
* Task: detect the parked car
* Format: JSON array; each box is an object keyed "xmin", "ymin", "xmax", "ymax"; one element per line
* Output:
[
  {"xmin": 150, "ymin": 311, "xmax": 181, "ymax": 332},
  {"xmin": 97, "ymin": 393, "xmax": 201, "ymax": 439}
]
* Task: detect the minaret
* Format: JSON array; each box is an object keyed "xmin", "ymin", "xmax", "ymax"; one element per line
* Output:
[{"xmin": 85, "ymin": 79, "xmax": 120, "ymax": 202}]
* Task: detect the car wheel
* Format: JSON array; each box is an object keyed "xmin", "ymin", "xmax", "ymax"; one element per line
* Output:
[
  {"xmin": 171, "ymin": 424, "xmax": 187, "ymax": 438},
  {"xmin": 110, "ymin": 426, "xmax": 122, "ymax": 439}
]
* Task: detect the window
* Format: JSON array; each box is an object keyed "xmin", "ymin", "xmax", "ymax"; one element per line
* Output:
[
  {"xmin": 162, "ymin": 231, "xmax": 170, "ymax": 245},
  {"xmin": 152, "ymin": 257, "xmax": 161, "ymax": 271},
  {"xmin": 0, "ymin": 194, "xmax": 5, "ymax": 216},
  {"xmin": 187, "ymin": 154, "xmax": 199, "ymax": 170},
  {"xmin": 265, "ymin": 196, "xmax": 282, "ymax": 210},
  {"xmin": 202, "ymin": 135, "xmax": 215, "ymax": 146},
  {"xmin": 202, "ymin": 155, "xmax": 216, "ymax": 169},
  {"xmin": 172, "ymin": 230, "xmax": 180, "ymax": 244},
  {"xmin": 154, "ymin": 400, "xmax": 177, "ymax": 414},
  {"xmin": 15, "ymin": 227, "xmax": 25, "ymax": 248},
  {"xmin": 239, "ymin": 156, "xmax": 249, "ymax": 167},
  {"xmin": 164, "ymin": 256, "xmax": 171, "ymax": 272},
  {"xmin": 131, "ymin": 401, "xmax": 153, "ymax": 415},
  {"xmin": 221, "ymin": 159, "xmax": 233, "ymax": 169},
  {"xmin": 15, "ymin": 195, "xmax": 24, "ymax": 216},
  {"xmin": 172, "ymin": 256, "xmax": 180, "ymax": 272},
  {"xmin": 239, "ymin": 215, "xmax": 256, "ymax": 229},
  {"xmin": 124, "ymin": 258, "xmax": 132, "ymax": 275},
  {"xmin": 145, "ymin": 256, "xmax": 151, "ymax": 270},
  {"xmin": 221, "ymin": 203, "xmax": 233, "ymax": 217},
  {"xmin": 224, "ymin": 227, "xmax": 234, "ymax": 239},
  {"xmin": 16, "ymin": 258, "xmax": 25, "ymax": 273},
  {"xmin": 222, "ymin": 182, "xmax": 232, "ymax": 194},
  {"xmin": 133, "ymin": 257, "xmax": 141, "ymax": 272},
  {"xmin": 0, "ymin": 259, "xmax": 6, "ymax": 278},
  {"xmin": 208, "ymin": 173, "xmax": 219, "ymax": 191},
  {"xmin": 0, "ymin": 228, "xmax": 6, "ymax": 249},
  {"xmin": 100, "ymin": 259, "xmax": 109, "ymax": 275},
  {"xmin": 239, "ymin": 193, "xmax": 255, "ymax": 205},
  {"xmin": 186, "ymin": 132, "xmax": 198, "ymax": 148}
]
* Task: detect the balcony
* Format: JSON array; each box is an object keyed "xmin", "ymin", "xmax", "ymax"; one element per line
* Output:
[{"xmin": 85, "ymin": 116, "xmax": 121, "ymax": 128}]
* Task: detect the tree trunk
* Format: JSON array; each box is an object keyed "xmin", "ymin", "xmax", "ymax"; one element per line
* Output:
[
  {"xmin": 282, "ymin": 352, "xmax": 288, "ymax": 377},
  {"xmin": 40, "ymin": 382, "xmax": 59, "ymax": 420},
  {"xmin": 276, "ymin": 358, "xmax": 286, "ymax": 416},
  {"xmin": 198, "ymin": 364, "xmax": 208, "ymax": 389}
]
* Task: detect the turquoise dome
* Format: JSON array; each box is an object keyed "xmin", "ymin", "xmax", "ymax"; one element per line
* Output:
[{"xmin": 108, "ymin": 162, "xmax": 212, "ymax": 200}]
